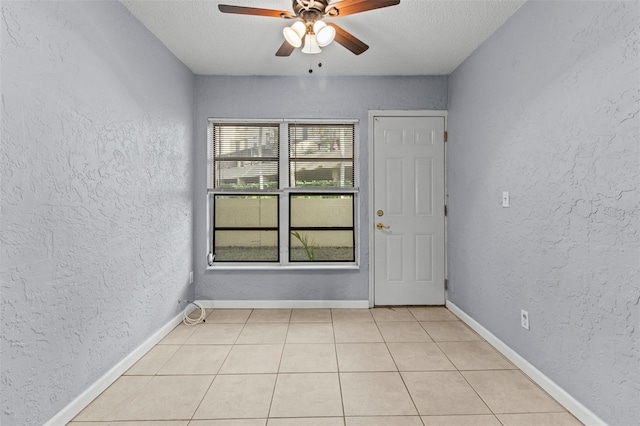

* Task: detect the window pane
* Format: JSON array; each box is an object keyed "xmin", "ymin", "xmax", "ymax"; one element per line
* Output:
[
  {"xmin": 289, "ymin": 124, "xmax": 354, "ymax": 158},
  {"xmin": 215, "ymin": 124, "xmax": 279, "ymax": 158},
  {"xmin": 215, "ymin": 160, "xmax": 279, "ymax": 190},
  {"xmin": 290, "ymin": 195, "xmax": 353, "ymax": 228},
  {"xmin": 211, "ymin": 123, "xmax": 279, "ymax": 190},
  {"xmin": 290, "ymin": 230, "xmax": 354, "ymax": 262},
  {"xmin": 289, "ymin": 123, "xmax": 354, "ymax": 188},
  {"xmin": 215, "ymin": 231, "xmax": 278, "ymax": 262},
  {"xmin": 290, "ymin": 161, "xmax": 353, "ymax": 187},
  {"xmin": 215, "ymin": 195, "xmax": 278, "ymax": 228}
]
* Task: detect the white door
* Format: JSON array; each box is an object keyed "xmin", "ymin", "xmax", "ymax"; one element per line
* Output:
[{"xmin": 373, "ymin": 116, "xmax": 445, "ymax": 305}]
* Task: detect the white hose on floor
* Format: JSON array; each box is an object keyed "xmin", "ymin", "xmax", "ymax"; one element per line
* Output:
[{"xmin": 183, "ymin": 301, "xmax": 206, "ymax": 326}]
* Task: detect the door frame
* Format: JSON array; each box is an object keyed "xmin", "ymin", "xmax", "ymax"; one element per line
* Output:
[{"xmin": 368, "ymin": 110, "xmax": 448, "ymax": 307}]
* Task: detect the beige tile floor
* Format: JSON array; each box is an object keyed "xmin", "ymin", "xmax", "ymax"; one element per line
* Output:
[{"xmin": 69, "ymin": 307, "xmax": 583, "ymax": 426}]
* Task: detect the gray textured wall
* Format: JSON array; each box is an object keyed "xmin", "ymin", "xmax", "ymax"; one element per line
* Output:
[
  {"xmin": 194, "ymin": 75, "xmax": 447, "ymax": 300},
  {"xmin": 0, "ymin": 2, "xmax": 195, "ymax": 424},
  {"xmin": 447, "ymin": 1, "xmax": 639, "ymax": 425}
]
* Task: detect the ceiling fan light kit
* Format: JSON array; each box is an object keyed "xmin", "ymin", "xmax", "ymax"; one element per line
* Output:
[{"xmin": 219, "ymin": 0, "xmax": 401, "ymax": 56}]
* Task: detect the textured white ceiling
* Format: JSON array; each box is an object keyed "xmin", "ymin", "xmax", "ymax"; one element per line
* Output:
[{"xmin": 121, "ymin": 0, "xmax": 525, "ymax": 76}]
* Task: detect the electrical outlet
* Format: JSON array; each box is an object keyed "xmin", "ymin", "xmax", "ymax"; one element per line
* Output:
[
  {"xmin": 189, "ymin": 271, "xmax": 194, "ymax": 284},
  {"xmin": 521, "ymin": 309, "xmax": 530, "ymax": 330}
]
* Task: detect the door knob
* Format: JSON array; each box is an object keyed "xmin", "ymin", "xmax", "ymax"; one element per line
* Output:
[{"xmin": 376, "ymin": 223, "xmax": 391, "ymax": 230}]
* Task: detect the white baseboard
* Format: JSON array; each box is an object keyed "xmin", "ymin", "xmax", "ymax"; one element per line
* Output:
[
  {"xmin": 446, "ymin": 301, "xmax": 606, "ymax": 426},
  {"xmin": 196, "ymin": 299, "xmax": 370, "ymax": 309},
  {"xmin": 44, "ymin": 306, "xmax": 193, "ymax": 426}
]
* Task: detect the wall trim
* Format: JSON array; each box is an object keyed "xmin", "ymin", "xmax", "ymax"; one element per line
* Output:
[
  {"xmin": 196, "ymin": 299, "xmax": 370, "ymax": 309},
  {"xmin": 446, "ymin": 300, "xmax": 606, "ymax": 426},
  {"xmin": 44, "ymin": 307, "xmax": 193, "ymax": 426}
]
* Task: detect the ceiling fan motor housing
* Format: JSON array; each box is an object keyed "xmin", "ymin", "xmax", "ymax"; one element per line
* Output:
[{"xmin": 292, "ymin": 0, "xmax": 335, "ymax": 22}]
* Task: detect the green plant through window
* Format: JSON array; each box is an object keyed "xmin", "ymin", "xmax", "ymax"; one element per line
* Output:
[{"xmin": 291, "ymin": 231, "xmax": 316, "ymax": 261}]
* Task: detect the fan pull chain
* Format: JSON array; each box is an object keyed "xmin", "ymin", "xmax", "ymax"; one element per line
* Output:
[{"xmin": 308, "ymin": 60, "xmax": 323, "ymax": 74}]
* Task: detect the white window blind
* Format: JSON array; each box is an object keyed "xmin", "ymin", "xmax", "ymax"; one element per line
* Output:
[
  {"xmin": 288, "ymin": 123, "xmax": 355, "ymax": 188},
  {"xmin": 208, "ymin": 123, "xmax": 279, "ymax": 190}
]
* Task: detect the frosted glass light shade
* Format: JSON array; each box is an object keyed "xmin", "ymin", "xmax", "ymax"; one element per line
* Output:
[
  {"xmin": 302, "ymin": 34, "xmax": 321, "ymax": 54},
  {"xmin": 283, "ymin": 27, "xmax": 302, "ymax": 47},
  {"xmin": 283, "ymin": 21, "xmax": 306, "ymax": 47},
  {"xmin": 314, "ymin": 21, "xmax": 336, "ymax": 47},
  {"xmin": 313, "ymin": 20, "xmax": 327, "ymax": 33}
]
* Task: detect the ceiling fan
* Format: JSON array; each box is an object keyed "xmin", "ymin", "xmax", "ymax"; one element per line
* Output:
[{"xmin": 218, "ymin": 0, "xmax": 401, "ymax": 56}]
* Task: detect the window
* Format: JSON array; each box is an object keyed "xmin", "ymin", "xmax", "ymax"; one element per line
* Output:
[
  {"xmin": 208, "ymin": 120, "xmax": 358, "ymax": 266},
  {"xmin": 210, "ymin": 123, "xmax": 279, "ymax": 190},
  {"xmin": 289, "ymin": 123, "xmax": 354, "ymax": 188},
  {"xmin": 289, "ymin": 194, "xmax": 355, "ymax": 262},
  {"xmin": 213, "ymin": 195, "xmax": 279, "ymax": 262}
]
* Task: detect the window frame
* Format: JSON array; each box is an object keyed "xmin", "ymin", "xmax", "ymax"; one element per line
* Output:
[{"xmin": 207, "ymin": 118, "xmax": 360, "ymax": 269}]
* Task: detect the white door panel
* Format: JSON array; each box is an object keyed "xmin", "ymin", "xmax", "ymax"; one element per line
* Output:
[{"xmin": 373, "ymin": 116, "xmax": 445, "ymax": 306}]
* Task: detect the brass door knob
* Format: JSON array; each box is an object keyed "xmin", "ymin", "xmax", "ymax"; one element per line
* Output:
[{"xmin": 376, "ymin": 223, "xmax": 391, "ymax": 230}]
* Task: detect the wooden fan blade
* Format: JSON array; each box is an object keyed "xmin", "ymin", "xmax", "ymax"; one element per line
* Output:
[
  {"xmin": 276, "ymin": 41, "xmax": 295, "ymax": 57},
  {"xmin": 327, "ymin": 23, "xmax": 369, "ymax": 55},
  {"xmin": 331, "ymin": 0, "xmax": 400, "ymax": 17},
  {"xmin": 218, "ymin": 4, "xmax": 295, "ymax": 19}
]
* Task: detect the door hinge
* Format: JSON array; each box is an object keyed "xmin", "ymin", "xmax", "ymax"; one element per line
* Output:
[
  {"xmin": 444, "ymin": 205, "xmax": 448, "ymax": 217},
  {"xmin": 445, "ymin": 279, "xmax": 448, "ymax": 290},
  {"xmin": 444, "ymin": 131, "xmax": 448, "ymax": 142}
]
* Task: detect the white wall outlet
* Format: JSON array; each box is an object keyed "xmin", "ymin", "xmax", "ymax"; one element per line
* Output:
[
  {"xmin": 189, "ymin": 271, "xmax": 194, "ymax": 284},
  {"xmin": 521, "ymin": 309, "xmax": 530, "ymax": 330},
  {"xmin": 502, "ymin": 191, "xmax": 510, "ymax": 208}
]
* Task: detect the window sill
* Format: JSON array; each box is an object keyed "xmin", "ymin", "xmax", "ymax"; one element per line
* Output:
[{"xmin": 206, "ymin": 263, "xmax": 360, "ymax": 271}]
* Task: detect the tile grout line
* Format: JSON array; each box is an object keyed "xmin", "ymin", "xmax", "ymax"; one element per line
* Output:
[
  {"xmin": 185, "ymin": 308, "xmax": 252, "ymax": 423},
  {"xmin": 427, "ymin": 321, "xmax": 506, "ymax": 423},
  {"xmin": 375, "ymin": 307, "xmax": 507, "ymax": 425},
  {"xmin": 422, "ymin": 311, "xmax": 505, "ymax": 423},
  {"xmin": 405, "ymin": 310, "xmax": 429, "ymax": 426},
  {"xmin": 118, "ymin": 320, "xmax": 200, "ymax": 422},
  {"xmin": 432, "ymin": 311, "xmax": 574, "ymax": 421},
  {"xmin": 116, "ymin": 317, "xmax": 200, "ymax": 422},
  {"xmin": 330, "ymin": 309, "xmax": 348, "ymax": 426},
  {"xmin": 266, "ymin": 309, "xmax": 292, "ymax": 421},
  {"xmin": 374, "ymin": 309, "xmax": 426, "ymax": 425}
]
